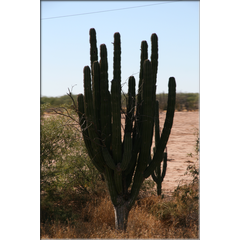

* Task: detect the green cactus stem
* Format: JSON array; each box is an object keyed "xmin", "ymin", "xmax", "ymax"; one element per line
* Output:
[
  {"xmin": 151, "ymin": 33, "xmax": 158, "ymax": 98},
  {"xmin": 125, "ymin": 76, "xmax": 135, "ymax": 134},
  {"xmin": 92, "ymin": 61, "xmax": 101, "ymax": 132},
  {"xmin": 151, "ymin": 99, "xmax": 168, "ymax": 195},
  {"xmin": 113, "ymin": 32, "xmax": 121, "ymax": 84},
  {"xmin": 144, "ymin": 77, "xmax": 176, "ymax": 179},
  {"xmin": 152, "ymin": 151, "xmax": 167, "ymax": 196},
  {"xmin": 89, "ymin": 28, "xmax": 98, "ymax": 69},
  {"xmin": 99, "ymin": 44, "xmax": 112, "ymax": 151}
]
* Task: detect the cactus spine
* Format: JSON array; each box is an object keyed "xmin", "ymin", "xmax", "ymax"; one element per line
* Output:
[{"xmin": 77, "ymin": 28, "xmax": 176, "ymax": 231}]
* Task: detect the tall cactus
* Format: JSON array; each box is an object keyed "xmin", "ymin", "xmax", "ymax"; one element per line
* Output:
[{"xmin": 76, "ymin": 28, "xmax": 176, "ymax": 231}]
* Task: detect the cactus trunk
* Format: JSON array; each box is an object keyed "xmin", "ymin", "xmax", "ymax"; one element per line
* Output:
[
  {"xmin": 76, "ymin": 28, "xmax": 176, "ymax": 231},
  {"xmin": 114, "ymin": 200, "xmax": 130, "ymax": 231}
]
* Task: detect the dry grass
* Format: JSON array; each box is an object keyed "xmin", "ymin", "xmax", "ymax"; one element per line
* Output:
[{"xmin": 41, "ymin": 181, "xmax": 199, "ymax": 239}]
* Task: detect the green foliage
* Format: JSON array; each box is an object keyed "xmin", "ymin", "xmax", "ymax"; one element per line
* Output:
[
  {"xmin": 41, "ymin": 94, "xmax": 78, "ymax": 111},
  {"xmin": 156, "ymin": 92, "xmax": 199, "ymax": 111},
  {"xmin": 140, "ymin": 179, "xmax": 156, "ymax": 195},
  {"xmin": 149, "ymin": 182, "xmax": 199, "ymax": 229},
  {"xmin": 42, "ymin": 92, "xmax": 199, "ymax": 112},
  {"xmin": 175, "ymin": 92, "xmax": 199, "ymax": 111},
  {"xmin": 185, "ymin": 129, "xmax": 199, "ymax": 183},
  {"xmin": 41, "ymin": 110, "xmax": 105, "ymax": 223}
]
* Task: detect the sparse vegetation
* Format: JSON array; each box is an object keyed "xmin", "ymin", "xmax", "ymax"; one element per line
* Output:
[
  {"xmin": 40, "ymin": 108, "xmax": 199, "ymax": 238},
  {"xmin": 41, "ymin": 106, "xmax": 106, "ymax": 224},
  {"xmin": 41, "ymin": 92, "xmax": 199, "ymax": 113},
  {"xmin": 40, "ymin": 181, "xmax": 199, "ymax": 238}
]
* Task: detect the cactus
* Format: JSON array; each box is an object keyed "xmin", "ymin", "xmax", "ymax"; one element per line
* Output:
[
  {"xmin": 152, "ymin": 100, "xmax": 168, "ymax": 196},
  {"xmin": 76, "ymin": 28, "xmax": 176, "ymax": 231},
  {"xmin": 152, "ymin": 151, "xmax": 167, "ymax": 196}
]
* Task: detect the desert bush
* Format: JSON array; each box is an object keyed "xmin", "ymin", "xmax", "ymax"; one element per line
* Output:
[
  {"xmin": 40, "ymin": 105, "xmax": 106, "ymax": 223},
  {"xmin": 41, "ymin": 94, "xmax": 78, "ymax": 108},
  {"xmin": 185, "ymin": 128, "xmax": 199, "ymax": 183}
]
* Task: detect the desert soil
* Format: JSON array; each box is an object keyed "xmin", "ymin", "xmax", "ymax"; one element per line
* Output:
[
  {"xmin": 120, "ymin": 111, "xmax": 199, "ymax": 194},
  {"xmin": 44, "ymin": 110, "xmax": 199, "ymax": 193},
  {"xmin": 154, "ymin": 111, "xmax": 199, "ymax": 193}
]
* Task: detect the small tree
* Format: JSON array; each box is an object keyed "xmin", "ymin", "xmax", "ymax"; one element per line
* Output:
[{"xmin": 71, "ymin": 28, "xmax": 176, "ymax": 231}]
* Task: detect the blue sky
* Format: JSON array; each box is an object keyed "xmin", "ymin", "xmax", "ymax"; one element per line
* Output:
[{"xmin": 41, "ymin": 1, "xmax": 199, "ymax": 97}]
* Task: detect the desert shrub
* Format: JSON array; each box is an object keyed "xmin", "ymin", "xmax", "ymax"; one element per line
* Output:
[
  {"xmin": 146, "ymin": 130, "xmax": 199, "ymax": 237},
  {"xmin": 156, "ymin": 92, "xmax": 168, "ymax": 110},
  {"xmin": 147, "ymin": 183, "xmax": 199, "ymax": 239},
  {"xmin": 185, "ymin": 129, "xmax": 199, "ymax": 183},
  {"xmin": 42, "ymin": 92, "xmax": 199, "ymax": 112},
  {"xmin": 41, "ymin": 105, "xmax": 106, "ymax": 223},
  {"xmin": 156, "ymin": 92, "xmax": 199, "ymax": 111},
  {"xmin": 41, "ymin": 94, "xmax": 78, "ymax": 108},
  {"xmin": 41, "ymin": 183, "xmax": 199, "ymax": 239}
]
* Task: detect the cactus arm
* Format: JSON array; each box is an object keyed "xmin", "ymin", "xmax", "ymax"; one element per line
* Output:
[
  {"xmin": 122, "ymin": 76, "xmax": 135, "ymax": 188},
  {"xmin": 89, "ymin": 29, "xmax": 101, "ymax": 133},
  {"xmin": 124, "ymin": 76, "xmax": 136, "ymax": 178},
  {"xmin": 133, "ymin": 41, "xmax": 148, "ymax": 142},
  {"xmin": 161, "ymin": 152, "xmax": 167, "ymax": 180},
  {"xmin": 151, "ymin": 99, "xmax": 168, "ymax": 195},
  {"xmin": 89, "ymin": 28, "xmax": 98, "ymax": 68},
  {"xmin": 77, "ymin": 94, "xmax": 94, "ymax": 159},
  {"xmin": 151, "ymin": 152, "xmax": 168, "ymax": 195},
  {"xmin": 151, "ymin": 167, "xmax": 159, "ymax": 183},
  {"xmin": 151, "ymin": 33, "xmax": 158, "ymax": 98},
  {"xmin": 124, "ymin": 134, "xmax": 140, "ymax": 190},
  {"xmin": 113, "ymin": 32, "xmax": 121, "ymax": 84},
  {"xmin": 101, "ymin": 147, "xmax": 117, "ymax": 171},
  {"xmin": 154, "ymin": 100, "xmax": 160, "ymax": 145},
  {"xmin": 124, "ymin": 135, "xmax": 140, "ymax": 190},
  {"xmin": 157, "ymin": 152, "xmax": 167, "ymax": 195},
  {"xmin": 120, "ymin": 132, "xmax": 132, "ymax": 171},
  {"xmin": 144, "ymin": 77, "xmax": 176, "ymax": 178},
  {"xmin": 111, "ymin": 78, "xmax": 123, "ymax": 194},
  {"xmin": 99, "ymin": 44, "xmax": 112, "ymax": 151},
  {"xmin": 83, "ymin": 66, "xmax": 97, "ymax": 137},
  {"xmin": 138, "ymin": 59, "xmax": 155, "ymax": 169},
  {"xmin": 150, "ymin": 99, "xmax": 161, "ymax": 188},
  {"xmin": 158, "ymin": 77, "xmax": 176, "ymax": 150},
  {"xmin": 112, "ymin": 33, "xmax": 123, "ymax": 195},
  {"xmin": 111, "ymin": 79, "xmax": 122, "ymax": 164},
  {"xmin": 139, "ymin": 41, "xmax": 148, "ymax": 91},
  {"xmin": 125, "ymin": 76, "xmax": 135, "ymax": 134},
  {"xmin": 82, "ymin": 67, "xmax": 106, "ymax": 173},
  {"xmin": 92, "ymin": 61, "xmax": 101, "ymax": 133},
  {"xmin": 128, "ymin": 59, "xmax": 156, "ymax": 207},
  {"xmin": 104, "ymin": 166, "xmax": 118, "ymax": 205}
]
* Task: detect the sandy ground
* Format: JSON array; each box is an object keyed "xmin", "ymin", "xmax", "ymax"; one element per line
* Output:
[
  {"xmin": 44, "ymin": 110, "xmax": 199, "ymax": 193},
  {"xmin": 156, "ymin": 111, "xmax": 199, "ymax": 193}
]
